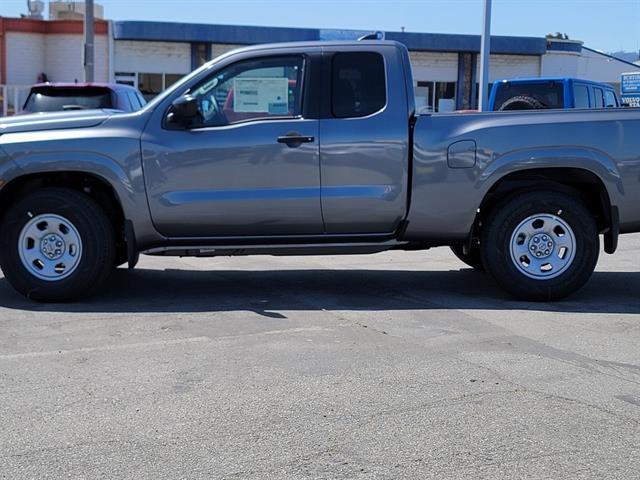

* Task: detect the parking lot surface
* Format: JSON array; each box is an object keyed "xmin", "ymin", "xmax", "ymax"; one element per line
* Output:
[{"xmin": 1, "ymin": 235, "xmax": 639, "ymax": 479}]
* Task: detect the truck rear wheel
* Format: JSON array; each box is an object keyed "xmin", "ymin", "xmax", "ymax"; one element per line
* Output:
[
  {"xmin": 0, "ymin": 188, "xmax": 116, "ymax": 302},
  {"xmin": 481, "ymin": 191, "xmax": 599, "ymax": 301}
]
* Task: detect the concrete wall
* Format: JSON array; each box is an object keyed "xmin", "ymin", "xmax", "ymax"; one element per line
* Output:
[
  {"xmin": 410, "ymin": 52, "xmax": 458, "ymax": 82},
  {"xmin": 45, "ymin": 34, "xmax": 109, "ymax": 82},
  {"xmin": 210, "ymin": 43, "xmax": 242, "ymax": 61},
  {"xmin": 114, "ymin": 40, "xmax": 191, "ymax": 75},
  {"xmin": 6, "ymin": 31, "xmax": 108, "ymax": 84},
  {"xmin": 5, "ymin": 32, "xmax": 45, "ymax": 84},
  {"xmin": 542, "ymin": 49, "xmax": 640, "ymax": 87},
  {"xmin": 577, "ymin": 49, "xmax": 637, "ymax": 84},
  {"xmin": 409, "ymin": 51, "xmax": 540, "ymax": 84},
  {"xmin": 477, "ymin": 54, "xmax": 541, "ymax": 81}
]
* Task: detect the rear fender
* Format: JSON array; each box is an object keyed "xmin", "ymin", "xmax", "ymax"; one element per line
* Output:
[{"xmin": 479, "ymin": 146, "xmax": 623, "ymax": 204}]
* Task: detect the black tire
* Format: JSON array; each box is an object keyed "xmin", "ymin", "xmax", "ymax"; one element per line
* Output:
[
  {"xmin": 0, "ymin": 188, "xmax": 116, "ymax": 302},
  {"xmin": 481, "ymin": 190, "xmax": 599, "ymax": 301},
  {"xmin": 450, "ymin": 244, "xmax": 484, "ymax": 271},
  {"xmin": 498, "ymin": 95, "xmax": 545, "ymax": 111}
]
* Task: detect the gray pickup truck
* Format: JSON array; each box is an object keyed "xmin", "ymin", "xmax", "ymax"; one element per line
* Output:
[{"xmin": 0, "ymin": 40, "xmax": 638, "ymax": 302}]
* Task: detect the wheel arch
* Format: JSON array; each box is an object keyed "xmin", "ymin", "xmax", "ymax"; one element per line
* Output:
[
  {"xmin": 478, "ymin": 166, "xmax": 619, "ymax": 253},
  {"xmin": 0, "ymin": 171, "xmax": 128, "ymax": 262}
]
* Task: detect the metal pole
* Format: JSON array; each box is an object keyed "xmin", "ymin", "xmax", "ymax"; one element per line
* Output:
[
  {"xmin": 478, "ymin": 0, "xmax": 492, "ymax": 111},
  {"xmin": 84, "ymin": 0, "xmax": 95, "ymax": 82}
]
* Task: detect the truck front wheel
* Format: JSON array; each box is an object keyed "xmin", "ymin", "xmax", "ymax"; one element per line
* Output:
[
  {"xmin": 481, "ymin": 191, "xmax": 599, "ymax": 301},
  {"xmin": 0, "ymin": 188, "xmax": 116, "ymax": 302},
  {"xmin": 450, "ymin": 244, "xmax": 484, "ymax": 271}
]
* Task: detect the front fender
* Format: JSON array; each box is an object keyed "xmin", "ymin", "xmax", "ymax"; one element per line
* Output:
[
  {"xmin": 0, "ymin": 145, "xmax": 23, "ymax": 186},
  {"xmin": 0, "ymin": 140, "xmax": 163, "ymax": 247}
]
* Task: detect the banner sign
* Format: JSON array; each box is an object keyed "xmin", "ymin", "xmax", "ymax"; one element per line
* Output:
[{"xmin": 621, "ymin": 73, "xmax": 640, "ymax": 107}]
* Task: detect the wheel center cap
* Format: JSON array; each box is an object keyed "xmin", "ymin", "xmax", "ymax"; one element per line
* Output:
[
  {"xmin": 528, "ymin": 233, "xmax": 554, "ymax": 259},
  {"xmin": 40, "ymin": 234, "xmax": 65, "ymax": 260}
]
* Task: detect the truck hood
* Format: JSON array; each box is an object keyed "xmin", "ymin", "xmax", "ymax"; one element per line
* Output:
[{"xmin": 0, "ymin": 109, "xmax": 114, "ymax": 135}]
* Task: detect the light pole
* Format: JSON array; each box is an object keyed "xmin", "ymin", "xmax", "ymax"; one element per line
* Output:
[
  {"xmin": 478, "ymin": 0, "xmax": 492, "ymax": 111},
  {"xmin": 84, "ymin": 0, "xmax": 95, "ymax": 82}
]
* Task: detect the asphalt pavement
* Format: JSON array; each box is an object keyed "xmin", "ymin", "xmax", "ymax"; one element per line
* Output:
[{"xmin": 1, "ymin": 234, "xmax": 639, "ymax": 479}]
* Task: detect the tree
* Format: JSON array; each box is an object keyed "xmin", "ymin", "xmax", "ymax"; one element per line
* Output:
[{"xmin": 546, "ymin": 32, "xmax": 570, "ymax": 40}]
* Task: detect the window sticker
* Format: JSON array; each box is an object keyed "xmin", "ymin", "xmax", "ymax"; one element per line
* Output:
[{"xmin": 233, "ymin": 77, "xmax": 289, "ymax": 113}]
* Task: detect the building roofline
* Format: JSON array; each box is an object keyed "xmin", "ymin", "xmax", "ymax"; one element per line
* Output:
[
  {"xmin": 113, "ymin": 21, "xmax": 547, "ymax": 55},
  {"xmin": 581, "ymin": 46, "xmax": 640, "ymax": 70}
]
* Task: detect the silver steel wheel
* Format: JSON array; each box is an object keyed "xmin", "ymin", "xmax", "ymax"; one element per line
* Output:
[
  {"xmin": 509, "ymin": 213, "xmax": 576, "ymax": 280},
  {"xmin": 18, "ymin": 214, "xmax": 83, "ymax": 281}
]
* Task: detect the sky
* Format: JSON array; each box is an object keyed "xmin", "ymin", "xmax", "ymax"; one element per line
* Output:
[{"xmin": 2, "ymin": 0, "xmax": 639, "ymax": 53}]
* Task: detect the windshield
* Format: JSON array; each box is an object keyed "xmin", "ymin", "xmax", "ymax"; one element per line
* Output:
[{"xmin": 24, "ymin": 87, "xmax": 114, "ymax": 113}]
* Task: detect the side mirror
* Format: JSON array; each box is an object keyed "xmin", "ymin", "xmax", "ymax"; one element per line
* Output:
[{"xmin": 167, "ymin": 94, "xmax": 199, "ymax": 127}]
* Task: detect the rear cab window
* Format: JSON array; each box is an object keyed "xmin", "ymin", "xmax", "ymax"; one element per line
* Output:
[
  {"xmin": 493, "ymin": 81, "xmax": 564, "ymax": 110},
  {"xmin": 24, "ymin": 87, "xmax": 114, "ymax": 113},
  {"xmin": 604, "ymin": 90, "xmax": 618, "ymax": 108},
  {"xmin": 331, "ymin": 52, "xmax": 386, "ymax": 118}
]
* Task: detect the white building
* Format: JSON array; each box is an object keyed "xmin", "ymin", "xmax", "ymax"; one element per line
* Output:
[{"xmin": 1, "ymin": 16, "xmax": 639, "ymax": 114}]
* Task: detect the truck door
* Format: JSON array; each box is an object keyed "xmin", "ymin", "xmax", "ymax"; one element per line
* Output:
[
  {"xmin": 319, "ymin": 47, "xmax": 410, "ymax": 234},
  {"xmin": 141, "ymin": 53, "xmax": 323, "ymax": 237}
]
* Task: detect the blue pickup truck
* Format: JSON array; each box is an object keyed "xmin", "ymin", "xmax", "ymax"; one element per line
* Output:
[{"xmin": 489, "ymin": 77, "xmax": 619, "ymax": 111}]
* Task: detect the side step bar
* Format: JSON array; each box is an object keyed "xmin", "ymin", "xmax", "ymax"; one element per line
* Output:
[{"xmin": 142, "ymin": 240, "xmax": 408, "ymax": 257}]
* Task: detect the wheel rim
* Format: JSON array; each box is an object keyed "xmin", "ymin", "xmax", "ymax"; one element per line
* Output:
[
  {"xmin": 18, "ymin": 214, "xmax": 83, "ymax": 281},
  {"xmin": 509, "ymin": 213, "xmax": 576, "ymax": 280}
]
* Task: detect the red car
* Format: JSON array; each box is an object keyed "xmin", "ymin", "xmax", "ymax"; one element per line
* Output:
[{"xmin": 18, "ymin": 82, "xmax": 147, "ymax": 115}]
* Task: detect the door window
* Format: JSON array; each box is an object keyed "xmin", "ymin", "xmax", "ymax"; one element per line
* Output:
[
  {"xmin": 331, "ymin": 52, "xmax": 386, "ymax": 118},
  {"xmin": 189, "ymin": 56, "xmax": 304, "ymax": 127},
  {"xmin": 573, "ymin": 85, "xmax": 590, "ymax": 108},
  {"xmin": 592, "ymin": 88, "xmax": 604, "ymax": 108},
  {"xmin": 604, "ymin": 90, "xmax": 618, "ymax": 108}
]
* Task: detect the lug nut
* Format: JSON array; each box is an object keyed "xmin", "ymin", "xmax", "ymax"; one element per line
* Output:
[{"xmin": 56, "ymin": 241, "xmax": 62, "ymax": 247}]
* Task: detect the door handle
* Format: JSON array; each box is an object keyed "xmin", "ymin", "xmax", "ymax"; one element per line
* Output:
[{"xmin": 277, "ymin": 134, "xmax": 315, "ymax": 146}]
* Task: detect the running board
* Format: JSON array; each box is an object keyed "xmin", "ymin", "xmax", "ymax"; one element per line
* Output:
[{"xmin": 142, "ymin": 240, "xmax": 407, "ymax": 257}]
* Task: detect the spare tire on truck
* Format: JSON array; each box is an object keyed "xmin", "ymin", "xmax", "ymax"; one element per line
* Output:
[{"xmin": 498, "ymin": 95, "xmax": 545, "ymax": 111}]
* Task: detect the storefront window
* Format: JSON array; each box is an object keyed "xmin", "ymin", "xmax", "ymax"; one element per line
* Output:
[
  {"xmin": 415, "ymin": 81, "xmax": 433, "ymax": 113},
  {"xmin": 435, "ymin": 82, "xmax": 456, "ymax": 112},
  {"xmin": 165, "ymin": 74, "xmax": 184, "ymax": 89},
  {"xmin": 138, "ymin": 73, "xmax": 163, "ymax": 101},
  {"xmin": 415, "ymin": 81, "xmax": 456, "ymax": 112}
]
